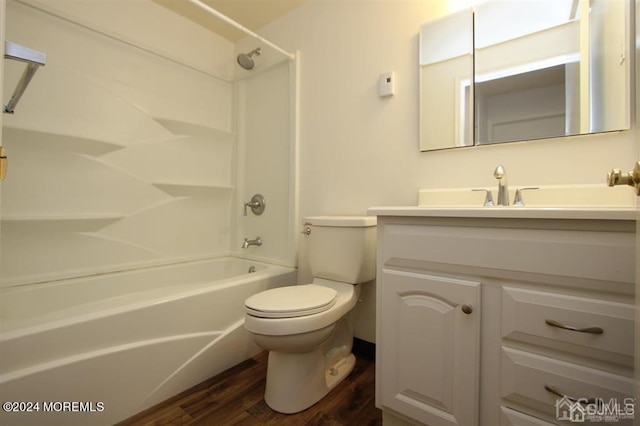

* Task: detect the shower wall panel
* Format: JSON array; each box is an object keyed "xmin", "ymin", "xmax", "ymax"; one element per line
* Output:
[
  {"xmin": 233, "ymin": 61, "xmax": 296, "ymax": 267},
  {"xmin": 1, "ymin": 1, "xmax": 235, "ymax": 286}
]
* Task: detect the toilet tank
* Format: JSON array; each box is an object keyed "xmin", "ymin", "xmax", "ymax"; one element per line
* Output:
[{"xmin": 304, "ymin": 216, "xmax": 377, "ymax": 284}]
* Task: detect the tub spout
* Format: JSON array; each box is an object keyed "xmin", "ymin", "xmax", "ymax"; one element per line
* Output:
[{"xmin": 242, "ymin": 237, "xmax": 262, "ymax": 249}]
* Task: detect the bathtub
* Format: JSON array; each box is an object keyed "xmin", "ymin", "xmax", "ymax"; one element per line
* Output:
[{"xmin": 0, "ymin": 257, "xmax": 296, "ymax": 425}]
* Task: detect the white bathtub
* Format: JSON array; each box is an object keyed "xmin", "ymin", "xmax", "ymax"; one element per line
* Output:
[{"xmin": 0, "ymin": 257, "xmax": 296, "ymax": 425}]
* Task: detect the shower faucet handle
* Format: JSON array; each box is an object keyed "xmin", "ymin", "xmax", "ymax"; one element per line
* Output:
[{"xmin": 243, "ymin": 194, "xmax": 266, "ymax": 216}]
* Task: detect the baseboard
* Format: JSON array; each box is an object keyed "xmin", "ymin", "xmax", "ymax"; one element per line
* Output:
[{"xmin": 352, "ymin": 338, "xmax": 375, "ymax": 361}]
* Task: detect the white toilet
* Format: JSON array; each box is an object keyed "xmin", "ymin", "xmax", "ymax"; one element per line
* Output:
[{"xmin": 244, "ymin": 215, "xmax": 376, "ymax": 414}]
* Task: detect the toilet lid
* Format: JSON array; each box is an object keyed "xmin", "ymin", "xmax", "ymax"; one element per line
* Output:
[{"xmin": 244, "ymin": 284, "xmax": 338, "ymax": 318}]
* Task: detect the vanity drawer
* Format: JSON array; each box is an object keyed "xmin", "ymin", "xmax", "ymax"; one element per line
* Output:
[
  {"xmin": 500, "ymin": 407, "xmax": 556, "ymax": 426},
  {"xmin": 380, "ymin": 224, "xmax": 634, "ymax": 284},
  {"xmin": 501, "ymin": 347, "xmax": 634, "ymax": 423},
  {"xmin": 501, "ymin": 287, "xmax": 634, "ymax": 366}
]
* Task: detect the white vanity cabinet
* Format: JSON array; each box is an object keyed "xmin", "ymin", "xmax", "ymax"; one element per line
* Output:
[
  {"xmin": 379, "ymin": 269, "xmax": 481, "ymax": 426},
  {"xmin": 372, "ymin": 213, "xmax": 635, "ymax": 426}
]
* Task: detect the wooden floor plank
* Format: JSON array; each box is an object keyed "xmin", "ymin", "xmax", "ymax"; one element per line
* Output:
[{"xmin": 119, "ymin": 351, "xmax": 380, "ymax": 425}]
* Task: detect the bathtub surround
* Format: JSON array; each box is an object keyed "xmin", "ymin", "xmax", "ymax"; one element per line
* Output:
[
  {"xmin": 232, "ymin": 59, "xmax": 298, "ymax": 267},
  {"xmin": 1, "ymin": 0, "xmax": 235, "ymax": 286},
  {"xmin": 1, "ymin": 0, "xmax": 297, "ymax": 286},
  {"xmin": 0, "ymin": 0, "xmax": 298, "ymax": 424}
]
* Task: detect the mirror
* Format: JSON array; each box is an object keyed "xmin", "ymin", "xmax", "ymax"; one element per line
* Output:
[
  {"xmin": 419, "ymin": 9, "xmax": 473, "ymax": 150},
  {"xmin": 419, "ymin": 0, "xmax": 632, "ymax": 151}
]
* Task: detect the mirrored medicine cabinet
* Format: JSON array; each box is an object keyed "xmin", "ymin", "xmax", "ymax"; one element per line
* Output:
[{"xmin": 419, "ymin": 0, "xmax": 632, "ymax": 152}]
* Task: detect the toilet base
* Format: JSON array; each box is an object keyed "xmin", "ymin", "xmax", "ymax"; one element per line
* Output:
[{"xmin": 264, "ymin": 350, "xmax": 356, "ymax": 414}]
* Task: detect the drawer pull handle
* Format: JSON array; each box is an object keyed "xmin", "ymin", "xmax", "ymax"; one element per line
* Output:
[
  {"xmin": 544, "ymin": 384, "xmax": 596, "ymax": 404},
  {"xmin": 545, "ymin": 319, "xmax": 603, "ymax": 334}
]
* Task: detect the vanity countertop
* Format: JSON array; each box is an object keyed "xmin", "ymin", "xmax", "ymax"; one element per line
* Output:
[{"xmin": 367, "ymin": 206, "xmax": 637, "ymax": 221}]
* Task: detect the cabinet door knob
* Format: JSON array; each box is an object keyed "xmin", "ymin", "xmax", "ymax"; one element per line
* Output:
[{"xmin": 461, "ymin": 304, "xmax": 473, "ymax": 314}]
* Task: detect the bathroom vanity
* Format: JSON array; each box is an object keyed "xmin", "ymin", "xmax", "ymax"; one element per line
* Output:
[{"xmin": 369, "ymin": 206, "xmax": 636, "ymax": 426}]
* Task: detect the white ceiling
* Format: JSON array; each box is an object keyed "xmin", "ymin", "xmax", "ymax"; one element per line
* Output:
[{"xmin": 153, "ymin": 0, "xmax": 306, "ymax": 41}]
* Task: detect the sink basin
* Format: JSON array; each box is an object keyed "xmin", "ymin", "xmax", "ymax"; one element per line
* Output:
[{"xmin": 418, "ymin": 184, "xmax": 636, "ymax": 208}]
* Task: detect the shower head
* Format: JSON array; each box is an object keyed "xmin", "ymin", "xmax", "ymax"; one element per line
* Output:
[{"xmin": 237, "ymin": 48, "xmax": 262, "ymax": 70}]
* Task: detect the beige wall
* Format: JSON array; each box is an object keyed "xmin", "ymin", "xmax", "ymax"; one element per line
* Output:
[
  {"xmin": 260, "ymin": 0, "xmax": 636, "ymax": 212},
  {"xmin": 257, "ymin": 0, "xmax": 638, "ymax": 342}
]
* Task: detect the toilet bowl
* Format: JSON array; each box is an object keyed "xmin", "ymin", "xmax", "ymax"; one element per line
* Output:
[
  {"xmin": 245, "ymin": 279, "xmax": 360, "ymax": 413},
  {"xmin": 243, "ymin": 216, "xmax": 376, "ymax": 414}
]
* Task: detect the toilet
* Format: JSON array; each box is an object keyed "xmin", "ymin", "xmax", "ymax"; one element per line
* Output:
[{"xmin": 244, "ymin": 215, "xmax": 377, "ymax": 414}]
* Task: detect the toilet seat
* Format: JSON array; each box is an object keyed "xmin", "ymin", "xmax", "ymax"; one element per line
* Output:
[{"xmin": 245, "ymin": 284, "xmax": 337, "ymax": 318}]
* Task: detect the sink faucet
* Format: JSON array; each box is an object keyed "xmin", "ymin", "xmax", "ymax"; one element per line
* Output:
[
  {"xmin": 242, "ymin": 236, "xmax": 262, "ymax": 249},
  {"xmin": 493, "ymin": 165, "xmax": 509, "ymax": 206}
]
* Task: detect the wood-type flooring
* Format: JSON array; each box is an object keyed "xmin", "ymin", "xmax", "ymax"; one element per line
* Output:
[{"xmin": 117, "ymin": 350, "xmax": 381, "ymax": 425}]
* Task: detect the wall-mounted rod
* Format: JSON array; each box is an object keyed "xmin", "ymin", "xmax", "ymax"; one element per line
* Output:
[
  {"xmin": 185, "ymin": 0, "xmax": 296, "ymax": 61},
  {"xmin": 4, "ymin": 41, "xmax": 46, "ymax": 114},
  {"xmin": 5, "ymin": 41, "xmax": 46, "ymax": 65}
]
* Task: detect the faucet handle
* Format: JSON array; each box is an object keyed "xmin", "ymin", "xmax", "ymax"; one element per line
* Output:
[
  {"xmin": 513, "ymin": 187, "xmax": 539, "ymax": 206},
  {"xmin": 243, "ymin": 194, "xmax": 266, "ymax": 216},
  {"xmin": 472, "ymin": 189, "xmax": 494, "ymax": 207}
]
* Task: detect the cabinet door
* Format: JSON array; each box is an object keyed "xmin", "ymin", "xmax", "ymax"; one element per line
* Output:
[{"xmin": 379, "ymin": 269, "xmax": 481, "ymax": 426}]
